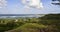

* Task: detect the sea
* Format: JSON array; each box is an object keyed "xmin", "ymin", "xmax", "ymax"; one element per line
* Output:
[{"xmin": 0, "ymin": 14, "xmax": 45, "ymax": 18}]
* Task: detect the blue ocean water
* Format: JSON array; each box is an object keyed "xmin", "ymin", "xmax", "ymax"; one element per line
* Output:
[{"xmin": 0, "ymin": 14, "xmax": 45, "ymax": 18}]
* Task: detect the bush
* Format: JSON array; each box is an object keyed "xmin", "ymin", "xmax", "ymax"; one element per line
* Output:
[{"xmin": 14, "ymin": 23, "xmax": 48, "ymax": 32}]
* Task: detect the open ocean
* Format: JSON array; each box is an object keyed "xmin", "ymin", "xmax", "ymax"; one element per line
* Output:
[{"xmin": 0, "ymin": 14, "xmax": 45, "ymax": 18}]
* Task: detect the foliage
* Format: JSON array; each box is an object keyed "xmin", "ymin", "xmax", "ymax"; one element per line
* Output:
[
  {"xmin": 6, "ymin": 23, "xmax": 48, "ymax": 32},
  {"xmin": 39, "ymin": 14, "xmax": 60, "ymax": 32},
  {"xmin": 0, "ymin": 14, "xmax": 60, "ymax": 32}
]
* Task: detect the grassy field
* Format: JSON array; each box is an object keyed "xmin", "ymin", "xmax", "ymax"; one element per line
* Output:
[{"xmin": 0, "ymin": 14, "xmax": 60, "ymax": 32}]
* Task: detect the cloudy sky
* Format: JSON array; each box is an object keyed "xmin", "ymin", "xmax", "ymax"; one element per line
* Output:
[{"xmin": 0, "ymin": 0, "xmax": 60, "ymax": 14}]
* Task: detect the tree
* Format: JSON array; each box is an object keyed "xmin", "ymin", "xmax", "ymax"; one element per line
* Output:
[{"xmin": 39, "ymin": 14, "xmax": 60, "ymax": 32}]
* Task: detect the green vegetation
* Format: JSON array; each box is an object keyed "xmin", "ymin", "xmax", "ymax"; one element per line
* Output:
[{"xmin": 0, "ymin": 14, "xmax": 60, "ymax": 32}]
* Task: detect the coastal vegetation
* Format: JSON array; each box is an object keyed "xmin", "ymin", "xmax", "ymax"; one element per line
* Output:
[{"xmin": 0, "ymin": 14, "xmax": 60, "ymax": 32}]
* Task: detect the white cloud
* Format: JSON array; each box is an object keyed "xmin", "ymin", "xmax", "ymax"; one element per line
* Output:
[
  {"xmin": 22, "ymin": 0, "xmax": 43, "ymax": 9},
  {"xmin": 0, "ymin": 0, "xmax": 7, "ymax": 8}
]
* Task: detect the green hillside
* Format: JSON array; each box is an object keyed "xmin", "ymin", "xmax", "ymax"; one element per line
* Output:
[{"xmin": 0, "ymin": 14, "xmax": 60, "ymax": 32}]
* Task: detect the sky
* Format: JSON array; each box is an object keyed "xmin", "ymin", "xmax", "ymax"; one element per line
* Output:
[{"xmin": 0, "ymin": 0, "xmax": 60, "ymax": 14}]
